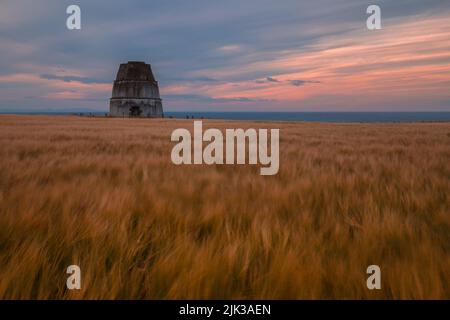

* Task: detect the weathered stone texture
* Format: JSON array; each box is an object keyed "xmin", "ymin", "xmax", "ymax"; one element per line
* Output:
[{"xmin": 109, "ymin": 61, "xmax": 163, "ymax": 117}]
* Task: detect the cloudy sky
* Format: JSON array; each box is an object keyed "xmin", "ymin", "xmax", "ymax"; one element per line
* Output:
[{"xmin": 1, "ymin": 0, "xmax": 449, "ymax": 112}]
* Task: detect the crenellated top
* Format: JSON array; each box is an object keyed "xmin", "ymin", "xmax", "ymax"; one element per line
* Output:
[
  {"xmin": 115, "ymin": 61, "xmax": 156, "ymax": 82},
  {"xmin": 111, "ymin": 61, "xmax": 160, "ymax": 99}
]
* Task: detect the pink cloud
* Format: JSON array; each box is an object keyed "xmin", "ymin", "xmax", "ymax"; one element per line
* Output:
[
  {"xmin": 164, "ymin": 14, "xmax": 450, "ymax": 110},
  {"xmin": 0, "ymin": 72, "xmax": 111, "ymax": 103}
]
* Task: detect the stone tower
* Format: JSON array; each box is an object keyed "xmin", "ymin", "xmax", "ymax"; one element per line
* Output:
[{"xmin": 110, "ymin": 61, "xmax": 163, "ymax": 117}]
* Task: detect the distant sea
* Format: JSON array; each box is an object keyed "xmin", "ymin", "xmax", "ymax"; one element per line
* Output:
[
  {"xmin": 2, "ymin": 111, "xmax": 450, "ymax": 123},
  {"xmin": 166, "ymin": 112, "xmax": 450, "ymax": 122}
]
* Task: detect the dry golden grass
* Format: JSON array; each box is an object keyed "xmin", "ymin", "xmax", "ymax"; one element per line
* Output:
[{"xmin": 0, "ymin": 115, "xmax": 448, "ymax": 299}]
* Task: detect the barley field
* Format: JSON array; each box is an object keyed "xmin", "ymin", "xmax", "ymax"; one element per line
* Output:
[{"xmin": 0, "ymin": 115, "xmax": 448, "ymax": 299}]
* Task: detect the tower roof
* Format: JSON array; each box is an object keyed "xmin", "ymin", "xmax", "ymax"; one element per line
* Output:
[{"xmin": 115, "ymin": 61, "xmax": 156, "ymax": 82}]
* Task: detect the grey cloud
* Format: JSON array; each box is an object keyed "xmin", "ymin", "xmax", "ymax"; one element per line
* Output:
[
  {"xmin": 255, "ymin": 77, "xmax": 280, "ymax": 84},
  {"xmin": 164, "ymin": 94, "xmax": 271, "ymax": 103},
  {"xmin": 40, "ymin": 74, "xmax": 110, "ymax": 84},
  {"xmin": 256, "ymin": 77, "xmax": 321, "ymax": 87},
  {"xmin": 289, "ymin": 80, "xmax": 321, "ymax": 87},
  {"xmin": 159, "ymin": 76, "xmax": 220, "ymax": 85}
]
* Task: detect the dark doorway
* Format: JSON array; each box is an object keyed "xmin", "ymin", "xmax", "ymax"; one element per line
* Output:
[{"xmin": 129, "ymin": 105, "xmax": 142, "ymax": 117}]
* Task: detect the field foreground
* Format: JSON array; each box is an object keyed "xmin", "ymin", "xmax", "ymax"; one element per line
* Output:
[{"xmin": 0, "ymin": 115, "xmax": 448, "ymax": 299}]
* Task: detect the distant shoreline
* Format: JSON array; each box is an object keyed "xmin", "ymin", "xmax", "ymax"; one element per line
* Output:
[{"xmin": 1, "ymin": 111, "xmax": 450, "ymax": 123}]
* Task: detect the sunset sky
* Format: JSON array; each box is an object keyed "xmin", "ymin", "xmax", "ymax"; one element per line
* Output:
[{"xmin": 0, "ymin": 0, "xmax": 449, "ymax": 112}]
